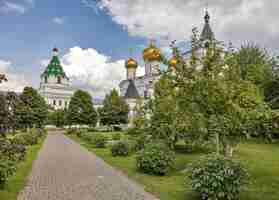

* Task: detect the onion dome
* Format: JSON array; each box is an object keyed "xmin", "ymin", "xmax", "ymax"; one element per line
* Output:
[
  {"xmin": 143, "ymin": 42, "xmax": 162, "ymax": 62},
  {"xmin": 125, "ymin": 58, "xmax": 138, "ymax": 69},
  {"xmin": 168, "ymin": 57, "xmax": 178, "ymax": 68}
]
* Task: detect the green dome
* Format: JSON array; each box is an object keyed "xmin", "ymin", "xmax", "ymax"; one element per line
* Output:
[{"xmin": 41, "ymin": 55, "xmax": 68, "ymax": 79}]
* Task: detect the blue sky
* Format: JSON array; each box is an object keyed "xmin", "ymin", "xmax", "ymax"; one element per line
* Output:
[
  {"xmin": 0, "ymin": 0, "xmax": 278, "ymax": 97},
  {"xmin": 0, "ymin": 0, "xmax": 147, "ymax": 88}
]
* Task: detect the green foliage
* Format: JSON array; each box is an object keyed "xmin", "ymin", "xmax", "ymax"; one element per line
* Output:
[
  {"xmin": 16, "ymin": 87, "xmax": 48, "ymax": 129},
  {"xmin": 0, "ymin": 159, "xmax": 16, "ymax": 189},
  {"xmin": 133, "ymin": 134, "xmax": 152, "ymax": 152},
  {"xmin": 111, "ymin": 140, "xmax": 130, "ymax": 157},
  {"xmin": 0, "ymin": 138, "xmax": 26, "ymax": 162},
  {"xmin": 92, "ymin": 134, "xmax": 108, "ymax": 148},
  {"xmin": 136, "ymin": 143, "xmax": 175, "ymax": 175},
  {"xmin": 19, "ymin": 132, "xmax": 39, "ymax": 146},
  {"xmin": 99, "ymin": 89, "xmax": 129, "ymax": 126},
  {"xmin": 112, "ymin": 132, "xmax": 121, "ymax": 141},
  {"xmin": 233, "ymin": 43, "xmax": 275, "ymax": 87},
  {"xmin": 66, "ymin": 90, "xmax": 97, "ymax": 126},
  {"xmin": 48, "ymin": 109, "xmax": 66, "ymax": 127},
  {"xmin": 264, "ymin": 77, "xmax": 279, "ymax": 109},
  {"xmin": 188, "ymin": 154, "xmax": 249, "ymax": 200}
]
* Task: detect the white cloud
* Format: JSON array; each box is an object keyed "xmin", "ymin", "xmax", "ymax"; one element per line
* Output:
[
  {"xmin": 0, "ymin": 59, "xmax": 31, "ymax": 92},
  {"xmin": 58, "ymin": 46, "xmax": 141, "ymax": 98},
  {"xmin": 53, "ymin": 17, "xmax": 65, "ymax": 25},
  {"xmin": 94, "ymin": 0, "xmax": 279, "ymax": 50},
  {"xmin": 0, "ymin": 0, "xmax": 34, "ymax": 14}
]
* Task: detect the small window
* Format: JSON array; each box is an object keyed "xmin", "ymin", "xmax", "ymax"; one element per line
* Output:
[
  {"xmin": 57, "ymin": 76, "xmax": 61, "ymax": 84},
  {"xmin": 53, "ymin": 100, "xmax": 56, "ymax": 106},
  {"xmin": 44, "ymin": 77, "xmax": 48, "ymax": 83},
  {"xmin": 59, "ymin": 100, "xmax": 62, "ymax": 106}
]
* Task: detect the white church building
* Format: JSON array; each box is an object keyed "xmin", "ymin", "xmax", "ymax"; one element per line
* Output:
[{"xmin": 39, "ymin": 48, "xmax": 75, "ymax": 110}]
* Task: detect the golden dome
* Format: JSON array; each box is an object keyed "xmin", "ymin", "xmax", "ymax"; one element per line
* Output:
[
  {"xmin": 143, "ymin": 43, "xmax": 162, "ymax": 62},
  {"xmin": 168, "ymin": 57, "xmax": 178, "ymax": 68},
  {"xmin": 125, "ymin": 58, "xmax": 138, "ymax": 69}
]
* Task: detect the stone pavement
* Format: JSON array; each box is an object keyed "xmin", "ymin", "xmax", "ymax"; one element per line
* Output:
[{"xmin": 18, "ymin": 131, "xmax": 158, "ymax": 200}]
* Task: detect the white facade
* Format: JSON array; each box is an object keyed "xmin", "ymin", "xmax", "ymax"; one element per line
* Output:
[{"xmin": 39, "ymin": 49, "xmax": 75, "ymax": 110}]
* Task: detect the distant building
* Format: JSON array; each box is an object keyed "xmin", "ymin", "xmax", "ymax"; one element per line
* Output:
[
  {"xmin": 119, "ymin": 11, "xmax": 215, "ymax": 122},
  {"xmin": 39, "ymin": 48, "xmax": 75, "ymax": 110}
]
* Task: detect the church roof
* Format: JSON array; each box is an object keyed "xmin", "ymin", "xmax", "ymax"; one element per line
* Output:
[
  {"xmin": 41, "ymin": 49, "xmax": 68, "ymax": 79},
  {"xmin": 200, "ymin": 11, "xmax": 214, "ymax": 41},
  {"xmin": 124, "ymin": 80, "xmax": 140, "ymax": 99}
]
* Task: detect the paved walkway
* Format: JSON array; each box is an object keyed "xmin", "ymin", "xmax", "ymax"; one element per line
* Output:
[{"xmin": 18, "ymin": 132, "xmax": 158, "ymax": 200}]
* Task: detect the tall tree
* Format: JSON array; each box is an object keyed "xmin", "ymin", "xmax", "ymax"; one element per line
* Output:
[
  {"xmin": 48, "ymin": 109, "xmax": 66, "ymax": 128},
  {"xmin": 66, "ymin": 90, "xmax": 97, "ymax": 127},
  {"xmin": 233, "ymin": 43, "xmax": 275, "ymax": 88},
  {"xmin": 0, "ymin": 94, "xmax": 8, "ymax": 136},
  {"xmin": 99, "ymin": 89, "xmax": 129, "ymax": 127},
  {"xmin": 16, "ymin": 87, "xmax": 48, "ymax": 129},
  {"xmin": 6, "ymin": 92, "xmax": 20, "ymax": 131}
]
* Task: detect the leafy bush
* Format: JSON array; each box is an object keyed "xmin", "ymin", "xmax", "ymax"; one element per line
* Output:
[
  {"xmin": 136, "ymin": 143, "xmax": 175, "ymax": 175},
  {"xmin": 188, "ymin": 154, "xmax": 249, "ymax": 200},
  {"xmin": 12, "ymin": 135, "xmax": 27, "ymax": 146},
  {"xmin": 112, "ymin": 133, "xmax": 121, "ymax": 141},
  {"xmin": 66, "ymin": 128, "xmax": 78, "ymax": 135},
  {"xmin": 80, "ymin": 132, "xmax": 95, "ymax": 142},
  {"xmin": 133, "ymin": 134, "xmax": 152, "ymax": 152},
  {"xmin": 111, "ymin": 140, "xmax": 130, "ymax": 156},
  {"xmin": 92, "ymin": 134, "xmax": 108, "ymax": 148},
  {"xmin": 0, "ymin": 159, "xmax": 16, "ymax": 188},
  {"xmin": 0, "ymin": 138, "xmax": 26, "ymax": 162},
  {"xmin": 21, "ymin": 133, "xmax": 38, "ymax": 145}
]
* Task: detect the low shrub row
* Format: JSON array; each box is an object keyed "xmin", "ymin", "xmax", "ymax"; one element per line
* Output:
[{"xmin": 0, "ymin": 128, "xmax": 45, "ymax": 189}]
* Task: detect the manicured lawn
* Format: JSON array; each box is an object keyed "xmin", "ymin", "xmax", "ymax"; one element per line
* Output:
[
  {"xmin": 0, "ymin": 135, "xmax": 46, "ymax": 200},
  {"xmin": 70, "ymin": 133, "xmax": 279, "ymax": 200}
]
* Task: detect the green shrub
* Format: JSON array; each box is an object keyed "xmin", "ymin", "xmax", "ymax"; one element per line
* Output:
[
  {"xmin": 12, "ymin": 135, "xmax": 26, "ymax": 146},
  {"xmin": 80, "ymin": 132, "xmax": 95, "ymax": 142},
  {"xmin": 0, "ymin": 159, "xmax": 16, "ymax": 188},
  {"xmin": 0, "ymin": 139, "xmax": 26, "ymax": 162},
  {"xmin": 112, "ymin": 133, "xmax": 121, "ymax": 141},
  {"xmin": 21, "ymin": 133, "xmax": 38, "ymax": 145},
  {"xmin": 136, "ymin": 143, "xmax": 175, "ymax": 175},
  {"xmin": 92, "ymin": 134, "xmax": 108, "ymax": 148},
  {"xmin": 66, "ymin": 128, "xmax": 77, "ymax": 135},
  {"xmin": 111, "ymin": 141, "xmax": 130, "ymax": 157},
  {"xmin": 188, "ymin": 154, "xmax": 249, "ymax": 200},
  {"xmin": 133, "ymin": 134, "xmax": 152, "ymax": 152}
]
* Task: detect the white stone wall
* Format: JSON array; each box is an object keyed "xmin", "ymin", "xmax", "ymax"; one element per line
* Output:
[{"xmin": 39, "ymin": 75, "xmax": 74, "ymax": 110}]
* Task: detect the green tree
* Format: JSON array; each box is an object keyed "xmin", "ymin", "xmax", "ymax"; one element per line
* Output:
[
  {"xmin": 6, "ymin": 92, "xmax": 20, "ymax": 131},
  {"xmin": 233, "ymin": 43, "xmax": 275, "ymax": 86},
  {"xmin": 0, "ymin": 94, "xmax": 8, "ymax": 136},
  {"xmin": 16, "ymin": 87, "xmax": 48, "ymax": 129},
  {"xmin": 99, "ymin": 89, "xmax": 129, "ymax": 127},
  {"xmin": 66, "ymin": 90, "xmax": 97, "ymax": 127},
  {"xmin": 48, "ymin": 109, "xmax": 66, "ymax": 127}
]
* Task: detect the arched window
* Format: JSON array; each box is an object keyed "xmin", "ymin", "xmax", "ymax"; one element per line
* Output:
[
  {"xmin": 57, "ymin": 76, "xmax": 61, "ymax": 84},
  {"xmin": 59, "ymin": 100, "xmax": 62, "ymax": 106},
  {"xmin": 44, "ymin": 77, "xmax": 48, "ymax": 83},
  {"xmin": 53, "ymin": 100, "xmax": 56, "ymax": 106}
]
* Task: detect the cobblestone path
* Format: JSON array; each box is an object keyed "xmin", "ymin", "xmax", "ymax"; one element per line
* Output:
[{"xmin": 18, "ymin": 131, "xmax": 158, "ymax": 200}]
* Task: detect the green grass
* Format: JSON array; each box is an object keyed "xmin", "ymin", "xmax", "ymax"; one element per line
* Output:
[
  {"xmin": 0, "ymin": 136, "xmax": 46, "ymax": 200},
  {"xmin": 70, "ymin": 134, "xmax": 279, "ymax": 200}
]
